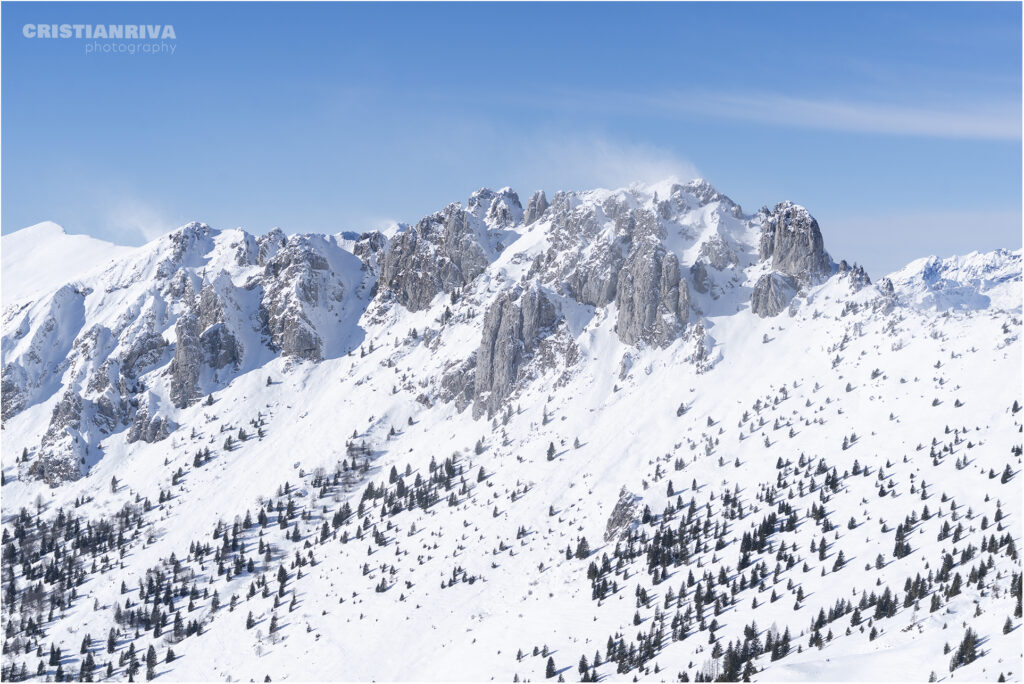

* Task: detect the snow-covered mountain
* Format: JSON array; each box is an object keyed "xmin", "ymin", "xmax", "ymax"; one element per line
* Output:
[
  {"xmin": 1, "ymin": 179, "xmax": 1021, "ymax": 683},
  {"xmin": 1, "ymin": 222, "xmax": 136, "ymax": 308}
]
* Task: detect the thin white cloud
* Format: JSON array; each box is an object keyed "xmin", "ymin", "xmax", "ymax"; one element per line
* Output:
[
  {"xmin": 510, "ymin": 134, "xmax": 701, "ymax": 193},
  {"xmin": 640, "ymin": 91, "xmax": 1021, "ymax": 141},
  {"xmin": 104, "ymin": 198, "xmax": 176, "ymax": 244}
]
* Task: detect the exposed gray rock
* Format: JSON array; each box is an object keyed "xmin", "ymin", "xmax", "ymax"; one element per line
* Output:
[
  {"xmin": 838, "ymin": 260, "xmax": 872, "ymax": 291},
  {"xmin": 197, "ymin": 284, "xmax": 241, "ymax": 369},
  {"xmin": 682, "ymin": 179, "xmax": 740, "ymax": 212},
  {"xmin": 259, "ymin": 236, "xmax": 338, "ymax": 361},
  {"xmin": 750, "ymin": 202, "xmax": 836, "ymax": 317},
  {"xmin": 234, "ymin": 233, "xmax": 259, "ymax": 267},
  {"xmin": 1, "ymin": 364, "xmax": 25, "ymax": 420},
  {"xmin": 473, "ymin": 286, "xmax": 558, "ymax": 416},
  {"xmin": 750, "ymin": 272, "xmax": 799, "ymax": 318},
  {"xmin": 353, "ymin": 231, "xmax": 388, "ymax": 272},
  {"xmin": 541, "ymin": 196, "xmax": 626, "ymax": 308},
  {"xmin": 691, "ymin": 261, "xmax": 711, "ymax": 294},
  {"xmin": 440, "ymin": 355, "xmax": 477, "ymax": 413},
  {"xmin": 565, "ymin": 243, "xmax": 623, "ymax": 307},
  {"xmin": 604, "ymin": 487, "xmax": 641, "ymax": 542},
  {"xmin": 257, "ymin": 228, "xmax": 287, "ymax": 266},
  {"xmin": 873, "ymin": 277, "xmax": 897, "ymax": 314},
  {"xmin": 0, "ymin": 285, "xmax": 86, "ymax": 421},
  {"xmin": 201, "ymin": 323, "xmax": 240, "ymax": 370},
  {"xmin": 467, "ymin": 187, "xmax": 521, "ymax": 226},
  {"xmin": 615, "ymin": 244, "xmax": 690, "ymax": 347},
  {"xmin": 758, "ymin": 202, "xmax": 832, "ymax": 280},
  {"xmin": 93, "ymin": 394, "xmax": 121, "ymax": 435},
  {"xmin": 486, "ymin": 189, "xmax": 523, "ymax": 228},
  {"xmin": 119, "ymin": 330, "xmax": 169, "ymax": 380},
  {"xmin": 522, "ymin": 191, "xmax": 549, "ymax": 226},
  {"xmin": 467, "ymin": 188, "xmax": 498, "ymax": 218},
  {"xmin": 879, "ymin": 277, "xmax": 895, "ymax": 297},
  {"xmin": 378, "ymin": 204, "xmax": 490, "ymax": 312},
  {"xmin": 126, "ymin": 395, "xmax": 176, "ymax": 444},
  {"xmin": 33, "ymin": 389, "xmax": 85, "ymax": 484},
  {"xmin": 698, "ymin": 235, "xmax": 739, "ymax": 270},
  {"xmin": 157, "ymin": 222, "xmax": 215, "ymax": 279},
  {"xmin": 168, "ymin": 312, "xmax": 202, "ymax": 408}
]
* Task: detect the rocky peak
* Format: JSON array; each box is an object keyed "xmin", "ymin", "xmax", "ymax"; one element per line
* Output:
[
  {"xmin": 751, "ymin": 202, "xmax": 835, "ymax": 317},
  {"xmin": 523, "ymin": 190, "xmax": 549, "ymax": 226},
  {"xmin": 257, "ymin": 235, "xmax": 342, "ymax": 361},
  {"xmin": 378, "ymin": 204, "xmax": 490, "ymax": 312},
  {"xmin": 757, "ymin": 202, "xmax": 832, "ymax": 280},
  {"xmin": 258, "ymin": 228, "xmax": 288, "ymax": 266},
  {"xmin": 680, "ymin": 179, "xmax": 740, "ymax": 213}
]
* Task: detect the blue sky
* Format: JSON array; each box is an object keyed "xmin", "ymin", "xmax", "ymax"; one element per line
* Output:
[{"xmin": 2, "ymin": 1, "xmax": 1020, "ymax": 275}]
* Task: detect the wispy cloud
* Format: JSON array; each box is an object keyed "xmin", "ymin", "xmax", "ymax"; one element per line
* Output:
[
  {"xmin": 500, "ymin": 87, "xmax": 1021, "ymax": 142},
  {"xmin": 634, "ymin": 91, "xmax": 1022, "ymax": 141},
  {"xmin": 103, "ymin": 198, "xmax": 176, "ymax": 245},
  {"xmin": 509, "ymin": 134, "xmax": 701, "ymax": 193}
]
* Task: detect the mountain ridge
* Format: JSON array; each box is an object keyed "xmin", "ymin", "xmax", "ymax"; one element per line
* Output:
[{"xmin": 1, "ymin": 179, "xmax": 1020, "ymax": 683}]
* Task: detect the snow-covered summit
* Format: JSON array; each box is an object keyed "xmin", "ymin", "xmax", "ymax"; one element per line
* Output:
[
  {"xmin": 887, "ymin": 247, "xmax": 1022, "ymax": 311},
  {"xmin": 1, "ymin": 222, "xmax": 135, "ymax": 307}
]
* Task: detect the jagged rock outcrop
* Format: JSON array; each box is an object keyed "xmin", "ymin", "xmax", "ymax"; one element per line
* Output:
[
  {"xmin": 751, "ymin": 202, "xmax": 834, "ymax": 317},
  {"xmin": 119, "ymin": 330, "xmax": 169, "ymax": 380},
  {"xmin": 353, "ymin": 231, "xmax": 388, "ymax": 273},
  {"xmin": 690, "ymin": 261, "xmax": 711, "ymax": 294},
  {"xmin": 838, "ymin": 260, "xmax": 871, "ymax": 291},
  {"xmin": 197, "ymin": 283, "xmax": 241, "ymax": 369},
  {"xmin": 156, "ymin": 222, "xmax": 215, "ymax": 280},
  {"xmin": 615, "ymin": 245, "xmax": 690, "ymax": 347},
  {"xmin": 234, "ymin": 232, "xmax": 259, "ymax": 267},
  {"xmin": 378, "ymin": 204, "xmax": 490, "ymax": 312},
  {"xmin": 485, "ymin": 189, "xmax": 523, "ymax": 229},
  {"xmin": 758, "ymin": 202, "xmax": 832, "ymax": 280},
  {"xmin": 473, "ymin": 286, "xmax": 558, "ymax": 417},
  {"xmin": 126, "ymin": 394, "xmax": 175, "ymax": 444},
  {"xmin": 1, "ymin": 364, "xmax": 25, "ymax": 420},
  {"xmin": 682, "ymin": 178, "xmax": 741, "ymax": 211},
  {"xmin": 168, "ymin": 312, "xmax": 202, "ymax": 408},
  {"xmin": 523, "ymin": 190, "xmax": 549, "ymax": 226},
  {"xmin": 750, "ymin": 273, "xmax": 799, "ymax": 318},
  {"xmin": 440, "ymin": 356, "xmax": 477, "ymax": 414},
  {"xmin": 259, "ymin": 236, "xmax": 340, "ymax": 361},
  {"xmin": 879, "ymin": 277, "xmax": 895, "ymax": 297},
  {"xmin": 467, "ymin": 188, "xmax": 522, "ymax": 227},
  {"xmin": 604, "ymin": 487, "xmax": 641, "ymax": 542},
  {"xmin": 541, "ymin": 193, "xmax": 626, "ymax": 308},
  {"xmin": 33, "ymin": 389, "xmax": 86, "ymax": 484},
  {"xmin": 258, "ymin": 228, "xmax": 287, "ymax": 266},
  {"xmin": 698, "ymin": 235, "xmax": 739, "ymax": 270}
]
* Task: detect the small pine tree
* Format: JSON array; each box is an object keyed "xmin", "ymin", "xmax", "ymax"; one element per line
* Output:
[
  {"xmin": 547, "ymin": 442, "xmax": 556, "ymax": 461},
  {"xmin": 546, "ymin": 656, "xmax": 556, "ymax": 679}
]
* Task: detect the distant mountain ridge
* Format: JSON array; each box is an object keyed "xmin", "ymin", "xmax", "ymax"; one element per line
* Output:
[{"xmin": 1, "ymin": 179, "xmax": 1018, "ymax": 483}]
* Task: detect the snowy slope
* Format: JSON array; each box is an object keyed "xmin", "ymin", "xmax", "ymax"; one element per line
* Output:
[
  {"xmin": 887, "ymin": 249, "xmax": 1022, "ymax": 312},
  {"xmin": 1, "ymin": 222, "xmax": 136, "ymax": 307},
  {"xmin": 0, "ymin": 181, "xmax": 1020, "ymax": 684}
]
